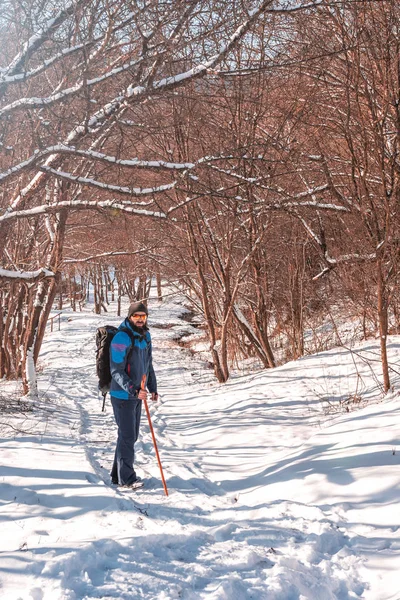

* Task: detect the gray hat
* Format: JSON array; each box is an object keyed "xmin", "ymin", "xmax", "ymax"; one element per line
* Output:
[{"xmin": 127, "ymin": 301, "xmax": 148, "ymax": 318}]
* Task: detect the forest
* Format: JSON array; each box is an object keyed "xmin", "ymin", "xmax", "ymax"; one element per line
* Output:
[{"xmin": 1, "ymin": 0, "xmax": 400, "ymax": 394}]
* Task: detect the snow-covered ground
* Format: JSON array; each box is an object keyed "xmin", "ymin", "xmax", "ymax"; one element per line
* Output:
[{"xmin": 1, "ymin": 295, "xmax": 400, "ymax": 600}]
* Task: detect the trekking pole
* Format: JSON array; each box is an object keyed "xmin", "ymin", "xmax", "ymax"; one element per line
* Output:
[
  {"xmin": 101, "ymin": 392, "xmax": 107, "ymax": 412},
  {"xmin": 141, "ymin": 374, "xmax": 169, "ymax": 497}
]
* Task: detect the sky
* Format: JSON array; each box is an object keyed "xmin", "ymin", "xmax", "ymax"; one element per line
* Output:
[{"xmin": 0, "ymin": 292, "xmax": 400, "ymax": 600}]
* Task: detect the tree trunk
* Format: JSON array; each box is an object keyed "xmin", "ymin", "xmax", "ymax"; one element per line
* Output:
[
  {"xmin": 377, "ymin": 258, "xmax": 390, "ymax": 393},
  {"xmin": 156, "ymin": 272, "xmax": 163, "ymax": 301},
  {"xmin": 220, "ymin": 320, "xmax": 230, "ymax": 382},
  {"xmin": 34, "ymin": 273, "xmax": 61, "ymax": 363},
  {"xmin": 22, "ymin": 279, "xmax": 50, "ymax": 395},
  {"xmin": 22, "ymin": 208, "xmax": 68, "ymax": 395},
  {"xmin": 233, "ymin": 305, "xmax": 275, "ymax": 369},
  {"xmin": 198, "ymin": 266, "xmax": 226, "ymax": 383}
]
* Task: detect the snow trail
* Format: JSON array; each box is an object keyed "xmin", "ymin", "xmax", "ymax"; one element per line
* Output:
[{"xmin": 1, "ymin": 295, "xmax": 400, "ymax": 599}]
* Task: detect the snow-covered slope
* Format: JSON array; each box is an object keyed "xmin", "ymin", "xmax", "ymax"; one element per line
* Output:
[{"xmin": 1, "ymin": 296, "xmax": 400, "ymax": 599}]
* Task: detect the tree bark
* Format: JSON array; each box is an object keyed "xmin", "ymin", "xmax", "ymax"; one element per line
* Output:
[
  {"xmin": 156, "ymin": 272, "xmax": 163, "ymax": 301},
  {"xmin": 377, "ymin": 258, "xmax": 390, "ymax": 393},
  {"xmin": 22, "ymin": 208, "xmax": 68, "ymax": 394}
]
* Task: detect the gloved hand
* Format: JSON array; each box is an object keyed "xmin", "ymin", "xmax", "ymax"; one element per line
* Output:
[
  {"xmin": 100, "ymin": 384, "xmax": 110, "ymax": 394},
  {"xmin": 151, "ymin": 392, "xmax": 158, "ymax": 402}
]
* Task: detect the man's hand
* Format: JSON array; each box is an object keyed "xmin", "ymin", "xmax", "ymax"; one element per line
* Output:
[
  {"xmin": 151, "ymin": 392, "xmax": 158, "ymax": 402},
  {"xmin": 138, "ymin": 388, "xmax": 148, "ymax": 401}
]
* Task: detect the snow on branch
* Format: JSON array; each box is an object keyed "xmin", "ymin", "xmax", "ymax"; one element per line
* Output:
[
  {"xmin": 0, "ymin": 200, "xmax": 167, "ymax": 223},
  {"xmin": 0, "ymin": 43, "xmax": 92, "ymax": 87},
  {"xmin": 0, "ymin": 146, "xmax": 195, "ymax": 185},
  {"xmin": 252, "ymin": 195, "xmax": 349, "ymax": 214},
  {"xmin": 328, "ymin": 252, "xmax": 377, "ymax": 265},
  {"xmin": 1, "ymin": 9, "xmax": 142, "ymax": 90},
  {"xmin": 265, "ymin": 0, "xmax": 322, "ymax": 14},
  {"xmin": 207, "ymin": 164, "xmax": 260, "ymax": 184},
  {"xmin": 157, "ymin": 0, "xmax": 321, "ymax": 88},
  {"xmin": 258, "ymin": 182, "xmax": 338, "ymax": 202},
  {"xmin": 63, "ymin": 248, "xmax": 155, "ymax": 264},
  {"xmin": 312, "ymin": 252, "xmax": 377, "ymax": 280},
  {"xmin": 128, "ymin": 0, "xmax": 275, "ymax": 97},
  {"xmin": 1, "ymin": 0, "xmax": 86, "ymax": 82},
  {"xmin": 208, "ymin": 162, "xmax": 339, "ymax": 204},
  {"xmin": 4, "ymin": 0, "xmax": 324, "ymax": 215},
  {"xmin": 288, "ymin": 200, "xmax": 348, "ymax": 211},
  {"xmin": 38, "ymin": 165, "xmax": 177, "ymax": 196},
  {"xmin": 312, "ymin": 267, "xmax": 330, "ymax": 281},
  {"xmin": 69, "ymin": 0, "xmax": 322, "ymax": 136},
  {"xmin": 59, "ymin": 148, "xmax": 194, "ymax": 171},
  {"xmin": 0, "ymin": 57, "xmax": 146, "ymax": 117},
  {"xmin": 0, "ymin": 267, "xmax": 55, "ymax": 281},
  {"xmin": 166, "ymin": 194, "xmax": 209, "ymax": 215}
]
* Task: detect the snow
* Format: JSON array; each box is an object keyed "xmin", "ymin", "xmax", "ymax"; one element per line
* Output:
[
  {"xmin": 3, "ymin": 7, "xmax": 74, "ymax": 75},
  {"xmin": 0, "ymin": 267, "xmax": 55, "ymax": 280},
  {"xmin": 0, "ymin": 200, "xmax": 168, "ymax": 224},
  {"xmin": 0, "ymin": 57, "xmax": 148, "ymax": 118},
  {"xmin": 38, "ymin": 166, "xmax": 177, "ymax": 197},
  {"xmin": 0, "ymin": 44, "xmax": 87, "ymax": 85},
  {"xmin": 24, "ymin": 347, "xmax": 38, "ymax": 399},
  {"xmin": 1, "ymin": 294, "xmax": 400, "ymax": 599}
]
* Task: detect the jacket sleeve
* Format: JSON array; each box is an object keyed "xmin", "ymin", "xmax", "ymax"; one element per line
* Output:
[
  {"xmin": 110, "ymin": 331, "xmax": 136, "ymax": 395},
  {"xmin": 147, "ymin": 337, "xmax": 157, "ymax": 393}
]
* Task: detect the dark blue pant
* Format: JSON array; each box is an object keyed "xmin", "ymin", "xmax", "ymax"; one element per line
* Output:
[{"xmin": 110, "ymin": 397, "xmax": 142, "ymax": 485}]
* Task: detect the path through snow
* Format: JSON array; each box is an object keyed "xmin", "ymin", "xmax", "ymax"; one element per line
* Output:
[{"xmin": 1, "ymin": 296, "xmax": 400, "ymax": 599}]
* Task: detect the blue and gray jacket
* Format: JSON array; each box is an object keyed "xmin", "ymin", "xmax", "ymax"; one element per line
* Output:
[{"xmin": 110, "ymin": 318, "xmax": 157, "ymax": 400}]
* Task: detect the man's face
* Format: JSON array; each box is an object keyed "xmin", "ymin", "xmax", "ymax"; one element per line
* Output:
[{"xmin": 130, "ymin": 312, "xmax": 147, "ymax": 328}]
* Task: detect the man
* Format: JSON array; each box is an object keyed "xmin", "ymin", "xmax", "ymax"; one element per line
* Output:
[{"xmin": 109, "ymin": 301, "xmax": 158, "ymax": 488}]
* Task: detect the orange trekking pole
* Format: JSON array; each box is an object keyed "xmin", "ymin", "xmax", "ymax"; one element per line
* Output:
[{"xmin": 141, "ymin": 375, "xmax": 169, "ymax": 496}]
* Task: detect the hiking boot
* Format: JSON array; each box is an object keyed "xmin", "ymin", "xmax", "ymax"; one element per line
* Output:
[{"xmin": 120, "ymin": 477, "xmax": 144, "ymax": 490}]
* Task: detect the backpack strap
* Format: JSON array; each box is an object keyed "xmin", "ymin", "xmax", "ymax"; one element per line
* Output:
[
  {"xmin": 119, "ymin": 326, "xmax": 136, "ymax": 345},
  {"xmin": 118, "ymin": 326, "xmax": 136, "ymax": 376}
]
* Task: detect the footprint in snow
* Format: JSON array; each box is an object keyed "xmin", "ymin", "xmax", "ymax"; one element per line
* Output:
[{"xmin": 85, "ymin": 473, "xmax": 102, "ymax": 484}]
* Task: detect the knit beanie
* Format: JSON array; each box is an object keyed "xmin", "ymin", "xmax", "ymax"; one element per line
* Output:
[{"xmin": 127, "ymin": 301, "xmax": 148, "ymax": 318}]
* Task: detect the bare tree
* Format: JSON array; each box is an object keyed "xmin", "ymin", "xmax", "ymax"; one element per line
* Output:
[
  {"xmin": 284, "ymin": 0, "xmax": 400, "ymax": 391},
  {"xmin": 2, "ymin": 0, "xmax": 326, "ymax": 392}
]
